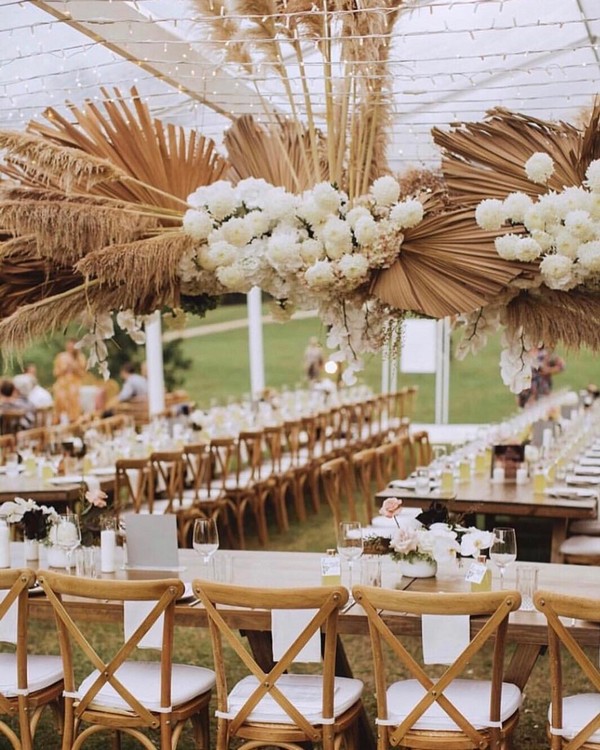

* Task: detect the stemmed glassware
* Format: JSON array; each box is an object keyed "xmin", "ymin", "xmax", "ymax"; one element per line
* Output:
[
  {"xmin": 193, "ymin": 518, "xmax": 219, "ymax": 575},
  {"xmin": 55, "ymin": 514, "xmax": 81, "ymax": 574},
  {"xmin": 337, "ymin": 521, "xmax": 364, "ymax": 593},
  {"xmin": 490, "ymin": 527, "xmax": 517, "ymax": 589}
]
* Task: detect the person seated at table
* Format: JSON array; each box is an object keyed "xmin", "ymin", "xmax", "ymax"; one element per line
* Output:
[
  {"xmin": 102, "ymin": 362, "xmax": 148, "ymax": 416},
  {"xmin": 518, "ymin": 347, "xmax": 565, "ymax": 408},
  {"xmin": 13, "ymin": 365, "xmax": 53, "ymax": 410},
  {"xmin": 0, "ymin": 378, "xmax": 35, "ymax": 429}
]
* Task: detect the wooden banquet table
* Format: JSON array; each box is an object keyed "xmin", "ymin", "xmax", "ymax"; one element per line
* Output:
[
  {"xmin": 0, "ymin": 472, "xmax": 114, "ymax": 507},
  {"xmin": 10, "ymin": 546, "xmax": 600, "ymax": 750},
  {"xmin": 376, "ymin": 476, "xmax": 598, "ymax": 563}
]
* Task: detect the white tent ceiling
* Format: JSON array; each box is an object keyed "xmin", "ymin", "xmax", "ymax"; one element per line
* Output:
[{"xmin": 0, "ymin": 0, "xmax": 599, "ymax": 174}]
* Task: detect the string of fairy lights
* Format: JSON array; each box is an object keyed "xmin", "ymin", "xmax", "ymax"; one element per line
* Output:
[{"xmin": 0, "ymin": 0, "xmax": 598, "ymax": 169}]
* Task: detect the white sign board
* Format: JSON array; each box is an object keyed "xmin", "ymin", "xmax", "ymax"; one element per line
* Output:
[{"xmin": 400, "ymin": 319, "xmax": 437, "ymax": 373}]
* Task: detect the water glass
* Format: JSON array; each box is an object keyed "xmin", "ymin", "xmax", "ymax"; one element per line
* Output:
[
  {"xmin": 193, "ymin": 518, "xmax": 220, "ymax": 566},
  {"xmin": 516, "ymin": 566, "xmax": 538, "ymax": 611},
  {"xmin": 414, "ymin": 467, "xmax": 430, "ymax": 495},
  {"xmin": 361, "ymin": 556, "xmax": 382, "ymax": 587},
  {"xmin": 490, "ymin": 527, "xmax": 517, "ymax": 589},
  {"xmin": 75, "ymin": 546, "xmax": 98, "ymax": 578},
  {"xmin": 337, "ymin": 522, "xmax": 363, "ymax": 591}
]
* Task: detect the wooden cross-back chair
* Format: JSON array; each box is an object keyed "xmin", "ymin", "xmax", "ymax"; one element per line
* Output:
[
  {"xmin": 279, "ymin": 419, "xmax": 312, "ymax": 524},
  {"xmin": 0, "ymin": 568, "xmax": 63, "ymax": 750},
  {"xmin": 0, "ymin": 434, "xmax": 16, "ymax": 464},
  {"xmin": 0, "ymin": 411, "xmax": 27, "ymax": 436},
  {"xmin": 353, "ymin": 586, "xmax": 522, "ymax": 750},
  {"xmin": 374, "ymin": 441, "xmax": 397, "ymax": 490},
  {"xmin": 149, "ymin": 450, "xmax": 185, "ymax": 514},
  {"xmin": 409, "ymin": 430, "xmax": 432, "ymax": 472},
  {"xmin": 192, "ymin": 580, "xmax": 364, "ymax": 750},
  {"xmin": 351, "ymin": 447, "xmax": 379, "ymax": 525},
  {"xmin": 38, "ymin": 571, "xmax": 215, "ymax": 750},
  {"xmin": 114, "ymin": 458, "xmax": 153, "ymax": 518},
  {"xmin": 534, "ymin": 590, "xmax": 600, "ymax": 749},
  {"xmin": 15, "ymin": 427, "xmax": 47, "ymax": 454},
  {"xmin": 391, "ymin": 434, "xmax": 412, "ymax": 480},
  {"xmin": 319, "ymin": 456, "xmax": 358, "ymax": 530}
]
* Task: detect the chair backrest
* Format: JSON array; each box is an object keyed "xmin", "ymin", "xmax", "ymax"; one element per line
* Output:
[
  {"xmin": 410, "ymin": 430, "xmax": 432, "ymax": 471},
  {"xmin": 192, "ymin": 580, "xmax": 346, "ymax": 735},
  {"xmin": 0, "ymin": 411, "xmax": 26, "ymax": 436},
  {"xmin": 351, "ymin": 448, "xmax": 378, "ymax": 524},
  {"xmin": 114, "ymin": 457, "xmax": 152, "ymax": 515},
  {"xmin": 237, "ymin": 430, "xmax": 264, "ymax": 484},
  {"xmin": 534, "ymin": 589, "xmax": 600, "ymax": 749},
  {"xmin": 353, "ymin": 585, "xmax": 521, "ymax": 749},
  {"xmin": 39, "ymin": 571, "xmax": 183, "ymax": 725},
  {"xmin": 320, "ymin": 457, "xmax": 357, "ymax": 528},
  {"xmin": 0, "ymin": 434, "xmax": 16, "ymax": 464},
  {"xmin": 16, "ymin": 427, "xmax": 47, "ymax": 454},
  {"xmin": 182, "ymin": 443, "xmax": 211, "ymax": 502},
  {"xmin": 149, "ymin": 451, "xmax": 185, "ymax": 512},
  {"xmin": 374, "ymin": 442, "xmax": 396, "ymax": 489}
]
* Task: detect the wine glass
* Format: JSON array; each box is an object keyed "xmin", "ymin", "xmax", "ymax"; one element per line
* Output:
[
  {"xmin": 337, "ymin": 521, "xmax": 364, "ymax": 593},
  {"xmin": 193, "ymin": 518, "xmax": 219, "ymax": 575},
  {"xmin": 55, "ymin": 514, "xmax": 81, "ymax": 574},
  {"xmin": 490, "ymin": 527, "xmax": 517, "ymax": 589}
]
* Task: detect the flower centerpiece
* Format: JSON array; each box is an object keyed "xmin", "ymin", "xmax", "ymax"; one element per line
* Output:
[
  {"xmin": 0, "ymin": 497, "xmax": 59, "ymax": 560},
  {"xmin": 370, "ymin": 497, "xmax": 496, "ymax": 578}
]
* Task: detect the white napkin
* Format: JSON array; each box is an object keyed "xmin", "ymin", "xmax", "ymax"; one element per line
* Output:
[
  {"xmin": 544, "ymin": 486, "xmax": 596, "ymax": 499},
  {"xmin": 567, "ymin": 474, "xmax": 600, "ymax": 485},
  {"xmin": 271, "ymin": 609, "xmax": 321, "ymax": 664},
  {"xmin": 124, "ymin": 601, "xmax": 164, "ymax": 650},
  {"xmin": 422, "ymin": 614, "xmax": 470, "ymax": 665},
  {"xmin": 574, "ymin": 466, "xmax": 600, "ymax": 475},
  {"xmin": 0, "ymin": 589, "xmax": 18, "ymax": 645},
  {"xmin": 579, "ymin": 457, "xmax": 600, "ymax": 466}
]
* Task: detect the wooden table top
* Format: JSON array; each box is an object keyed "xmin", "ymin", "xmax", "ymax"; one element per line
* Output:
[
  {"xmin": 376, "ymin": 475, "xmax": 598, "ymax": 521},
  {"xmin": 15, "ymin": 546, "xmax": 600, "ymax": 646},
  {"xmin": 0, "ymin": 472, "xmax": 114, "ymax": 505}
]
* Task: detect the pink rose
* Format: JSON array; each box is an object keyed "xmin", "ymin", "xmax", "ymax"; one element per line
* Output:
[
  {"xmin": 390, "ymin": 527, "xmax": 419, "ymax": 555},
  {"xmin": 380, "ymin": 497, "xmax": 403, "ymax": 518},
  {"xmin": 85, "ymin": 489, "xmax": 108, "ymax": 508}
]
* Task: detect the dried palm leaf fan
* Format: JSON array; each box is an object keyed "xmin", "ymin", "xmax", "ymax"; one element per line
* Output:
[
  {"xmin": 0, "ymin": 88, "xmax": 230, "ymax": 350},
  {"xmin": 225, "ymin": 115, "xmax": 326, "ymax": 192},
  {"xmin": 432, "ymin": 103, "xmax": 600, "ymax": 207},
  {"xmin": 371, "ymin": 196, "xmax": 538, "ymax": 318}
]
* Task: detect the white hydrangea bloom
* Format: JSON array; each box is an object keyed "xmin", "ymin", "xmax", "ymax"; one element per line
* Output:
[
  {"xmin": 220, "ymin": 216, "xmax": 255, "ymax": 247},
  {"xmin": 345, "ymin": 206, "xmax": 372, "ymax": 229},
  {"xmin": 216, "ymin": 263, "xmax": 250, "ymax": 291},
  {"xmin": 244, "ymin": 210, "xmax": 271, "ymax": 238},
  {"xmin": 297, "ymin": 197, "xmax": 329, "ymax": 228},
  {"xmin": 263, "ymin": 190, "xmax": 300, "ymax": 222},
  {"xmin": 353, "ymin": 215, "xmax": 378, "ymax": 245},
  {"xmin": 564, "ymin": 210, "xmax": 596, "ymax": 241},
  {"xmin": 475, "ymin": 199, "xmax": 506, "ymax": 231},
  {"xmin": 503, "ymin": 192, "xmax": 533, "ymax": 223},
  {"xmin": 370, "ymin": 175, "xmax": 401, "ymax": 207},
  {"xmin": 182, "ymin": 209, "xmax": 214, "ymax": 240},
  {"xmin": 321, "ymin": 216, "xmax": 353, "ymax": 258},
  {"xmin": 311, "ymin": 182, "xmax": 342, "ymax": 213},
  {"xmin": 525, "ymin": 152, "xmax": 554, "ymax": 184},
  {"xmin": 523, "ymin": 205, "xmax": 547, "ymax": 232},
  {"xmin": 305, "ymin": 260, "xmax": 336, "ymax": 288},
  {"xmin": 266, "ymin": 232, "xmax": 303, "ymax": 273},
  {"xmin": 200, "ymin": 241, "xmax": 237, "ymax": 270},
  {"xmin": 555, "ymin": 229, "xmax": 580, "ymax": 258},
  {"xmin": 235, "ymin": 178, "xmax": 272, "ymax": 209},
  {"xmin": 539, "ymin": 254, "xmax": 574, "ymax": 289},
  {"xmin": 558, "ymin": 186, "xmax": 594, "ymax": 215},
  {"xmin": 586, "ymin": 159, "xmax": 600, "ymax": 192},
  {"xmin": 299, "ymin": 238, "xmax": 324, "ymax": 264},
  {"xmin": 530, "ymin": 229, "xmax": 553, "ymax": 251},
  {"xmin": 337, "ymin": 253, "xmax": 369, "ymax": 282},
  {"xmin": 203, "ymin": 181, "xmax": 238, "ymax": 220},
  {"xmin": 389, "ymin": 199, "xmax": 424, "ymax": 229},
  {"xmin": 577, "ymin": 240, "xmax": 600, "ymax": 272},
  {"xmin": 494, "ymin": 233, "xmax": 521, "ymax": 260},
  {"xmin": 514, "ymin": 237, "xmax": 543, "ymax": 262}
]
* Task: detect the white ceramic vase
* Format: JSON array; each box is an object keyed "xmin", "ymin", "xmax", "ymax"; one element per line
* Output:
[
  {"xmin": 24, "ymin": 538, "xmax": 39, "ymax": 561},
  {"xmin": 398, "ymin": 558, "xmax": 437, "ymax": 578}
]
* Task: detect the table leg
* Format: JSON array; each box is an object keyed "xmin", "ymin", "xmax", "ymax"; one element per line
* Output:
[
  {"xmin": 505, "ymin": 644, "xmax": 544, "ymax": 690},
  {"xmin": 550, "ymin": 518, "xmax": 567, "ymax": 563}
]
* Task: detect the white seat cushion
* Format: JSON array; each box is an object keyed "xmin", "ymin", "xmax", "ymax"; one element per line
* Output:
[
  {"xmin": 78, "ymin": 661, "xmax": 215, "ymax": 713},
  {"xmin": 0, "ymin": 653, "xmax": 63, "ymax": 697},
  {"xmin": 560, "ymin": 535, "xmax": 600, "ymax": 555},
  {"xmin": 383, "ymin": 678, "xmax": 521, "ymax": 731},
  {"xmin": 222, "ymin": 673, "xmax": 363, "ymax": 724},
  {"xmin": 551, "ymin": 693, "xmax": 600, "ymax": 742}
]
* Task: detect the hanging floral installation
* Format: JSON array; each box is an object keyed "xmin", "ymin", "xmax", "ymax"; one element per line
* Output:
[{"xmin": 0, "ymin": 0, "xmax": 596, "ymax": 388}]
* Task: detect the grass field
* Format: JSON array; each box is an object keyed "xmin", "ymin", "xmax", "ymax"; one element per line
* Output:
[{"xmin": 3, "ymin": 308, "xmax": 600, "ymax": 748}]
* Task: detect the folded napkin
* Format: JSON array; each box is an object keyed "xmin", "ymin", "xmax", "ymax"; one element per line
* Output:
[
  {"xmin": 271, "ymin": 609, "xmax": 321, "ymax": 664},
  {"xmin": 388, "ymin": 479, "xmax": 440, "ymax": 490},
  {"xmin": 566, "ymin": 474, "xmax": 600, "ymax": 485},
  {"xmin": 574, "ymin": 465, "xmax": 600, "ymax": 475},
  {"xmin": 0, "ymin": 590, "xmax": 18, "ymax": 645},
  {"xmin": 124, "ymin": 600, "xmax": 164, "ymax": 650},
  {"xmin": 579, "ymin": 457, "xmax": 600, "ymax": 466},
  {"xmin": 544, "ymin": 486, "xmax": 597, "ymax": 499},
  {"xmin": 422, "ymin": 614, "xmax": 470, "ymax": 665}
]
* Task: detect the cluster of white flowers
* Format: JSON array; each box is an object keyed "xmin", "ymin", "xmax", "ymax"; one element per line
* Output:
[
  {"xmin": 180, "ymin": 176, "xmax": 424, "ymax": 377},
  {"xmin": 476, "ymin": 155, "xmax": 600, "ymax": 292}
]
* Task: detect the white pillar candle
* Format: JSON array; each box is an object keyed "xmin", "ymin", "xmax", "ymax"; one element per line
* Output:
[
  {"xmin": 516, "ymin": 467, "xmax": 528, "ymax": 485},
  {"xmin": 0, "ymin": 522, "xmax": 10, "ymax": 568},
  {"xmin": 492, "ymin": 467, "xmax": 505, "ymax": 484},
  {"xmin": 100, "ymin": 528, "xmax": 116, "ymax": 573}
]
